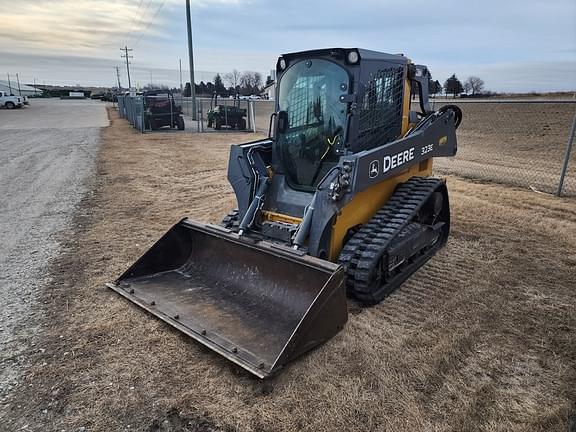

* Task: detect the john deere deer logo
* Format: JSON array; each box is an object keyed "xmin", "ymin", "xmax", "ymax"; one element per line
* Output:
[{"xmin": 369, "ymin": 160, "xmax": 379, "ymax": 178}]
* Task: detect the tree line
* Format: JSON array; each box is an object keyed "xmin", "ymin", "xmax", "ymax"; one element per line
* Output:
[
  {"xmin": 441, "ymin": 74, "xmax": 486, "ymax": 97},
  {"xmin": 183, "ymin": 70, "xmax": 266, "ymax": 97},
  {"xmin": 181, "ymin": 69, "xmax": 486, "ymax": 99},
  {"xmin": 414, "ymin": 74, "xmax": 486, "ymax": 98}
]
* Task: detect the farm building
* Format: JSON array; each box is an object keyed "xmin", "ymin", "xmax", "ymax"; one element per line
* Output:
[
  {"xmin": 262, "ymin": 80, "xmax": 275, "ymax": 100},
  {"xmin": 0, "ymin": 80, "xmax": 40, "ymax": 97}
]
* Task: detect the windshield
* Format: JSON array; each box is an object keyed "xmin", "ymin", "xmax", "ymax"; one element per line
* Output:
[{"xmin": 277, "ymin": 59, "xmax": 349, "ymax": 190}]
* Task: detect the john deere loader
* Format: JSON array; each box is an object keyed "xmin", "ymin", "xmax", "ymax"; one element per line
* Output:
[{"xmin": 107, "ymin": 48, "xmax": 462, "ymax": 378}]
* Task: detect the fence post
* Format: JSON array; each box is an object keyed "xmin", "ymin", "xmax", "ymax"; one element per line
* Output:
[
  {"xmin": 141, "ymin": 96, "xmax": 145, "ymax": 133},
  {"xmin": 556, "ymin": 112, "xmax": 576, "ymax": 196},
  {"xmin": 197, "ymin": 100, "xmax": 202, "ymax": 132},
  {"xmin": 250, "ymin": 100, "xmax": 256, "ymax": 133}
]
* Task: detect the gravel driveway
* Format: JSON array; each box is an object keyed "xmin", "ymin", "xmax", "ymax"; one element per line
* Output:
[{"xmin": 0, "ymin": 99, "xmax": 107, "ymax": 413}]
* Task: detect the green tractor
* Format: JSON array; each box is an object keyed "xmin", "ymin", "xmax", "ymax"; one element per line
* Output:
[{"xmin": 207, "ymin": 93, "xmax": 247, "ymax": 130}]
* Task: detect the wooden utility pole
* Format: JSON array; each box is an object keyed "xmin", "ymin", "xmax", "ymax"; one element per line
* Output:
[
  {"xmin": 115, "ymin": 66, "xmax": 122, "ymax": 90},
  {"xmin": 16, "ymin": 73, "xmax": 22, "ymax": 95},
  {"xmin": 121, "ymin": 46, "xmax": 133, "ymax": 89}
]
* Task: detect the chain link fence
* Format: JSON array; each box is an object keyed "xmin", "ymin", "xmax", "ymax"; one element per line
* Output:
[
  {"xmin": 176, "ymin": 96, "xmax": 258, "ymax": 132},
  {"xmin": 117, "ymin": 95, "xmax": 145, "ymax": 132},
  {"xmin": 230, "ymin": 99, "xmax": 576, "ymax": 197},
  {"xmin": 117, "ymin": 95, "xmax": 576, "ymax": 197},
  {"xmin": 428, "ymin": 100, "xmax": 576, "ymax": 197}
]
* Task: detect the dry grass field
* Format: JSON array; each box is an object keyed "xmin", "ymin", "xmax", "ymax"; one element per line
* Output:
[
  {"xmin": 433, "ymin": 102, "xmax": 576, "ymax": 195},
  {"xmin": 3, "ymin": 108, "xmax": 576, "ymax": 431}
]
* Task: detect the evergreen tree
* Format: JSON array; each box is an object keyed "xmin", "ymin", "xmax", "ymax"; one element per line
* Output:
[
  {"xmin": 214, "ymin": 74, "xmax": 226, "ymax": 94},
  {"xmin": 429, "ymin": 79, "xmax": 442, "ymax": 96},
  {"xmin": 444, "ymin": 74, "xmax": 464, "ymax": 98},
  {"xmin": 183, "ymin": 82, "xmax": 191, "ymax": 97}
]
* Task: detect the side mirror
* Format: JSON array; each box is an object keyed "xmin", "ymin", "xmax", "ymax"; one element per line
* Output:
[{"xmin": 277, "ymin": 110, "xmax": 288, "ymax": 134}]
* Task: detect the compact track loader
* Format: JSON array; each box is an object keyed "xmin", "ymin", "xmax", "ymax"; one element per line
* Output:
[{"xmin": 108, "ymin": 48, "xmax": 462, "ymax": 378}]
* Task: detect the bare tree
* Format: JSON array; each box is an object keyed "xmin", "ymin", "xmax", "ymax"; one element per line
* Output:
[
  {"xmin": 239, "ymin": 71, "xmax": 251, "ymax": 90},
  {"xmin": 251, "ymin": 72, "xmax": 263, "ymax": 90},
  {"xmin": 224, "ymin": 69, "xmax": 241, "ymax": 89},
  {"xmin": 465, "ymin": 76, "xmax": 485, "ymax": 95},
  {"xmin": 239, "ymin": 71, "xmax": 263, "ymax": 94},
  {"xmin": 463, "ymin": 81, "xmax": 472, "ymax": 95}
]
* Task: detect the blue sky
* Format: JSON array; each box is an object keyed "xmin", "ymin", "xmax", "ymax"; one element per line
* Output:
[{"xmin": 1, "ymin": 0, "xmax": 575, "ymax": 91}]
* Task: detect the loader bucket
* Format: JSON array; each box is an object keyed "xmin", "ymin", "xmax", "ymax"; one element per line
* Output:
[{"xmin": 107, "ymin": 218, "xmax": 347, "ymax": 378}]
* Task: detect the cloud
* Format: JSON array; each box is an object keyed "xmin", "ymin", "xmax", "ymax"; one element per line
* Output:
[
  {"xmin": 1, "ymin": 1, "xmax": 135, "ymax": 54},
  {"xmin": 0, "ymin": 0, "xmax": 574, "ymax": 91},
  {"xmin": 0, "ymin": 0, "xmax": 244, "ymax": 56}
]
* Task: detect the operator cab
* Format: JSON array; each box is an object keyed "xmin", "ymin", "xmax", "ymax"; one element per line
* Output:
[{"xmin": 267, "ymin": 48, "xmax": 412, "ymax": 216}]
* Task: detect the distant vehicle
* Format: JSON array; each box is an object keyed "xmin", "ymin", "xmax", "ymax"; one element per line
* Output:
[
  {"xmin": 21, "ymin": 95, "xmax": 29, "ymax": 105},
  {"xmin": 207, "ymin": 94, "xmax": 247, "ymax": 130},
  {"xmin": 238, "ymin": 95, "xmax": 261, "ymax": 100},
  {"xmin": 0, "ymin": 91, "xmax": 24, "ymax": 109},
  {"xmin": 100, "ymin": 92, "xmax": 118, "ymax": 102},
  {"xmin": 60, "ymin": 91, "xmax": 86, "ymax": 100},
  {"xmin": 143, "ymin": 90, "xmax": 185, "ymax": 131}
]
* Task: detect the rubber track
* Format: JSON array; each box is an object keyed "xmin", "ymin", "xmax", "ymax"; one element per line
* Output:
[{"xmin": 337, "ymin": 176, "xmax": 445, "ymax": 303}]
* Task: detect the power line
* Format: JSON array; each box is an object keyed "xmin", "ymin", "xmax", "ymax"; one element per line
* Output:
[
  {"xmin": 124, "ymin": 0, "xmax": 145, "ymax": 42},
  {"xmin": 128, "ymin": 0, "xmax": 155, "ymax": 44},
  {"xmin": 121, "ymin": 46, "xmax": 133, "ymax": 89},
  {"xmin": 133, "ymin": 0, "xmax": 167, "ymax": 48}
]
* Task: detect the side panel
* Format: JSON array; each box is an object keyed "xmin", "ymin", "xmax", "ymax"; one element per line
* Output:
[{"xmin": 348, "ymin": 109, "xmax": 457, "ymax": 194}]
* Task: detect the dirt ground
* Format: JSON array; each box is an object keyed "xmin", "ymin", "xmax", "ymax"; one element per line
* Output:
[{"xmin": 3, "ymin": 108, "xmax": 576, "ymax": 431}]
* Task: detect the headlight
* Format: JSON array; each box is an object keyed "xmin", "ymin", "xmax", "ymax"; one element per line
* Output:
[
  {"xmin": 415, "ymin": 66, "xmax": 427, "ymax": 77},
  {"xmin": 346, "ymin": 50, "xmax": 360, "ymax": 64},
  {"xmin": 279, "ymin": 57, "xmax": 287, "ymax": 70}
]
